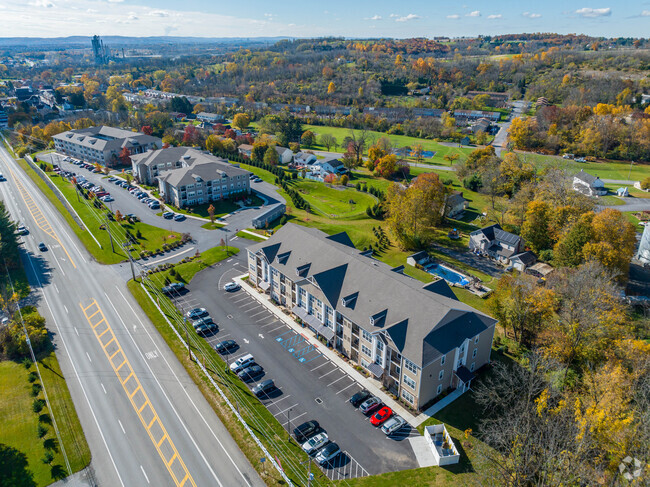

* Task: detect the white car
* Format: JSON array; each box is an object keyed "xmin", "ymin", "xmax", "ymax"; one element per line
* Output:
[
  {"xmin": 381, "ymin": 415, "xmax": 407, "ymax": 435},
  {"xmin": 100, "ymin": 196, "xmax": 114, "ymax": 202},
  {"xmin": 302, "ymin": 432, "xmax": 329, "ymax": 455},
  {"xmin": 224, "ymin": 282, "xmax": 240, "ymax": 292}
]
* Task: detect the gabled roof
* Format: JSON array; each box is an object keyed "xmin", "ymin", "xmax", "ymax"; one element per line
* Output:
[
  {"xmin": 471, "ymin": 223, "xmax": 522, "ymax": 247},
  {"xmin": 159, "ymin": 159, "xmax": 250, "ymax": 187},
  {"xmin": 574, "ymin": 169, "xmax": 599, "ymax": 186},
  {"xmin": 247, "ymin": 224, "xmax": 496, "ymax": 367},
  {"xmin": 511, "ymin": 251, "xmax": 537, "ymax": 266}
]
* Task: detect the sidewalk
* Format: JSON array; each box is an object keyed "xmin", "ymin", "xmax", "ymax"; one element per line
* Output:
[{"xmin": 234, "ymin": 275, "xmax": 426, "ymax": 428}]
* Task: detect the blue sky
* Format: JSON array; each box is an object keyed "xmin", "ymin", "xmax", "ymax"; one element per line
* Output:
[{"xmin": 2, "ymin": 0, "xmax": 649, "ymax": 38}]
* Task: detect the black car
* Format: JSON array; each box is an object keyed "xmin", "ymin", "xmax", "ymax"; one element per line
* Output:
[
  {"xmin": 252, "ymin": 379, "xmax": 275, "ymax": 397},
  {"xmin": 293, "ymin": 420, "xmax": 320, "ymax": 443},
  {"xmin": 162, "ymin": 282, "xmax": 185, "ymax": 295},
  {"xmin": 349, "ymin": 389, "xmax": 372, "ymax": 408},
  {"xmin": 214, "ymin": 339, "xmax": 237, "ymax": 354},
  {"xmin": 195, "ymin": 322, "xmax": 217, "ymax": 335},
  {"xmin": 237, "ymin": 365, "xmax": 264, "ymax": 382},
  {"xmin": 37, "ymin": 242, "xmax": 47, "ymax": 252}
]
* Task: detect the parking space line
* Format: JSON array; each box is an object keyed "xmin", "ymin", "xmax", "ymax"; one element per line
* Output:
[
  {"xmin": 264, "ymin": 395, "xmax": 291, "ymax": 408},
  {"xmin": 227, "ymin": 351, "xmax": 249, "ymax": 362},
  {"xmin": 310, "ymin": 362, "xmax": 329, "ymax": 372},
  {"xmin": 231, "ymin": 297, "xmax": 250, "ymax": 305},
  {"xmin": 268, "ymin": 325, "xmax": 288, "ymax": 334},
  {"xmin": 259, "ymin": 321, "xmax": 280, "ymax": 328},
  {"xmin": 336, "ymin": 383, "xmax": 357, "ymax": 395},
  {"xmin": 273, "ymin": 403, "xmax": 299, "ymax": 417},
  {"xmin": 327, "ymin": 375, "xmax": 348, "ymax": 387},
  {"xmin": 318, "ymin": 369, "xmax": 338, "ymax": 379},
  {"xmin": 248, "ymin": 310, "xmax": 268, "ymax": 318},
  {"xmin": 290, "ymin": 411, "xmax": 307, "ymax": 423}
]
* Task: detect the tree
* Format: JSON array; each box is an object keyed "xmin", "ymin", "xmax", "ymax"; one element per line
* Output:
[
  {"xmin": 375, "ymin": 154, "xmax": 399, "ymax": 179},
  {"xmin": 300, "ymin": 130, "xmax": 315, "ymax": 148},
  {"xmin": 340, "ymin": 174, "xmax": 349, "ymax": 186},
  {"xmin": 553, "ymin": 213, "xmax": 594, "ymax": 268},
  {"xmin": 521, "ymin": 200, "xmax": 553, "ymax": 253},
  {"xmin": 412, "ymin": 144, "xmax": 423, "ymax": 163},
  {"xmin": 207, "ymin": 204, "xmax": 216, "ymax": 224},
  {"xmin": 232, "ymin": 113, "xmax": 250, "ymax": 131},
  {"xmin": 114, "ymin": 210, "xmax": 123, "ymax": 223},
  {"xmin": 118, "ymin": 147, "xmax": 131, "ymax": 166},
  {"xmin": 205, "ymin": 135, "xmax": 224, "ymax": 154},
  {"xmin": 182, "ymin": 125, "xmax": 201, "ymax": 146},
  {"xmin": 263, "ymin": 147, "xmax": 279, "ymax": 166},
  {"xmin": 169, "ymin": 96, "xmax": 193, "ymax": 114},
  {"xmin": 0, "ymin": 201, "xmax": 20, "ymax": 272},
  {"xmin": 443, "ymin": 153, "xmax": 460, "ymax": 165},
  {"xmin": 319, "ymin": 133, "xmax": 337, "ymax": 151},
  {"xmin": 582, "ymin": 208, "xmax": 636, "ymax": 279},
  {"xmin": 327, "ymin": 82, "xmax": 336, "ymax": 94},
  {"xmin": 140, "ymin": 125, "xmax": 153, "ymax": 136},
  {"xmin": 342, "ymin": 130, "xmax": 369, "ymax": 165}
]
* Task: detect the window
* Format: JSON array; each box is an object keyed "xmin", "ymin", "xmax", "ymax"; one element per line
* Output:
[
  {"xmin": 403, "ymin": 375, "xmax": 416, "ymax": 390},
  {"xmin": 401, "ymin": 390, "xmax": 414, "ymax": 404},
  {"xmin": 437, "ymin": 384, "xmax": 442, "ymax": 395},
  {"xmin": 470, "ymin": 362, "xmax": 475, "ymax": 372},
  {"xmin": 376, "ymin": 340, "xmax": 384, "ymax": 351},
  {"xmin": 439, "ymin": 370, "xmax": 444, "ymax": 381},
  {"xmin": 361, "ymin": 345, "xmax": 372, "ymax": 357},
  {"xmin": 472, "ymin": 349, "xmax": 477, "ymax": 358},
  {"xmin": 404, "ymin": 359, "xmax": 418, "ymax": 374},
  {"xmin": 249, "ymin": 264, "xmax": 255, "ymax": 272},
  {"xmin": 361, "ymin": 329, "xmax": 372, "ymax": 342},
  {"xmin": 440, "ymin": 355, "xmax": 445, "ymax": 366}
]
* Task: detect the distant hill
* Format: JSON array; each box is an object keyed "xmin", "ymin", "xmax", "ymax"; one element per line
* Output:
[{"xmin": 0, "ymin": 36, "xmax": 294, "ymax": 49}]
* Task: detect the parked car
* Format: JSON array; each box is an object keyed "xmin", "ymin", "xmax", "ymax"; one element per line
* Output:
[
  {"xmin": 315, "ymin": 443, "xmax": 341, "ymax": 465},
  {"xmin": 100, "ymin": 196, "xmax": 114, "ymax": 202},
  {"xmin": 192, "ymin": 317, "xmax": 214, "ymax": 329},
  {"xmin": 381, "ymin": 415, "xmax": 407, "ymax": 435},
  {"xmin": 149, "ymin": 203, "xmax": 160, "ymax": 210},
  {"xmin": 173, "ymin": 214, "xmax": 186, "ymax": 221},
  {"xmin": 359, "ymin": 396, "xmax": 382, "ymax": 415},
  {"xmin": 302, "ymin": 432, "xmax": 329, "ymax": 455},
  {"xmin": 237, "ymin": 365, "xmax": 264, "ymax": 382},
  {"xmin": 230, "ymin": 353, "xmax": 255, "ymax": 373},
  {"xmin": 126, "ymin": 213, "xmax": 139, "ymax": 221},
  {"xmin": 37, "ymin": 242, "xmax": 47, "ymax": 252},
  {"xmin": 162, "ymin": 282, "xmax": 185, "ymax": 295},
  {"xmin": 186, "ymin": 307, "xmax": 208, "ymax": 319},
  {"xmin": 224, "ymin": 282, "xmax": 240, "ymax": 292},
  {"xmin": 293, "ymin": 421, "xmax": 320, "ymax": 442},
  {"xmin": 252, "ymin": 379, "xmax": 275, "ymax": 397},
  {"xmin": 370, "ymin": 406, "xmax": 393, "ymax": 426},
  {"xmin": 349, "ymin": 389, "xmax": 371, "ymax": 408},
  {"xmin": 17, "ymin": 224, "xmax": 28, "ymax": 235},
  {"xmin": 214, "ymin": 339, "xmax": 237, "ymax": 354},
  {"xmin": 0, "ymin": 174, "xmax": 7, "ymax": 181},
  {"xmin": 162, "ymin": 211, "xmax": 174, "ymax": 219},
  {"xmin": 195, "ymin": 322, "xmax": 217, "ymax": 335}
]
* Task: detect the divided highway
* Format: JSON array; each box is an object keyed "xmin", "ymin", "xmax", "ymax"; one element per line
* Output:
[{"xmin": 0, "ymin": 145, "xmax": 263, "ymax": 487}]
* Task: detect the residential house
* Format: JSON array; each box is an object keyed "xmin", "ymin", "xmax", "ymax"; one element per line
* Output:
[
  {"xmin": 572, "ymin": 170, "xmax": 606, "ymax": 196},
  {"xmin": 196, "ymin": 112, "xmax": 225, "ymax": 124},
  {"xmin": 274, "ymin": 146, "xmax": 294, "ymax": 164},
  {"xmin": 0, "ymin": 109, "xmax": 7, "ymax": 128},
  {"xmin": 169, "ymin": 112, "xmax": 186, "ymax": 122},
  {"xmin": 247, "ymin": 224, "xmax": 497, "ymax": 410},
  {"xmin": 469, "ymin": 224, "xmax": 525, "ymax": 264},
  {"xmin": 158, "ymin": 158, "xmax": 251, "ymax": 208},
  {"xmin": 470, "ymin": 118, "xmax": 491, "ymax": 134},
  {"xmin": 293, "ymin": 152, "xmax": 318, "ymax": 165},
  {"xmin": 406, "ymin": 251, "xmax": 430, "ymax": 267},
  {"xmin": 460, "ymin": 136, "xmax": 471, "ymax": 146},
  {"xmin": 616, "ymin": 187, "xmax": 629, "ymax": 197},
  {"xmin": 509, "ymin": 251, "xmax": 537, "ymax": 272},
  {"xmin": 445, "ymin": 191, "xmax": 468, "ymax": 219},
  {"xmin": 314, "ymin": 157, "xmax": 347, "ymax": 176},
  {"xmin": 53, "ymin": 126, "xmax": 161, "ymax": 167},
  {"xmin": 238, "ymin": 144, "xmax": 253, "ymax": 158}
]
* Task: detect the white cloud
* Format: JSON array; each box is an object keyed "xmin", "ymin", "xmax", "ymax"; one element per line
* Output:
[
  {"xmin": 127, "ymin": 12, "xmax": 138, "ymax": 20},
  {"xmin": 446, "ymin": 14, "xmax": 460, "ymax": 19},
  {"xmin": 149, "ymin": 9, "xmax": 170, "ymax": 17},
  {"xmin": 641, "ymin": 10, "xmax": 650, "ymax": 16},
  {"xmin": 522, "ymin": 12, "xmax": 542, "ymax": 18},
  {"xmin": 106, "ymin": 0, "xmax": 124, "ymax": 3},
  {"xmin": 487, "ymin": 14, "xmax": 502, "ymax": 19},
  {"xmin": 395, "ymin": 13, "xmax": 420, "ymax": 22},
  {"xmin": 389, "ymin": 13, "xmax": 398, "ymax": 18},
  {"xmin": 30, "ymin": 0, "xmax": 55, "ymax": 7},
  {"xmin": 466, "ymin": 10, "xmax": 480, "ymax": 17},
  {"xmin": 575, "ymin": 7, "xmax": 611, "ymax": 18},
  {"xmin": 368, "ymin": 14, "xmax": 382, "ymax": 20}
]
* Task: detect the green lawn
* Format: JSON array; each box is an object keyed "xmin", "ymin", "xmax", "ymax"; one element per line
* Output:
[
  {"xmin": 165, "ymin": 194, "xmax": 265, "ymax": 220},
  {"xmin": 0, "ymin": 353, "xmax": 90, "ymax": 486},
  {"xmin": 286, "ymin": 178, "xmax": 378, "ymax": 219},
  {"xmin": 303, "ymin": 125, "xmax": 475, "ymax": 168},
  {"xmin": 236, "ymin": 231, "xmax": 266, "ymax": 242},
  {"xmin": 200, "ymin": 222, "xmax": 226, "ymax": 230}
]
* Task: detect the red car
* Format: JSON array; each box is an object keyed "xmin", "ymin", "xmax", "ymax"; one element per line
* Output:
[{"xmin": 370, "ymin": 406, "xmax": 393, "ymax": 426}]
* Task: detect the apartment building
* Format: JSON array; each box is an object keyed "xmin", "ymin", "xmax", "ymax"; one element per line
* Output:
[
  {"xmin": 131, "ymin": 147, "xmax": 214, "ymax": 186},
  {"xmin": 53, "ymin": 126, "xmax": 161, "ymax": 167},
  {"xmin": 247, "ymin": 224, "xmax": 497, "ymax": 410}
]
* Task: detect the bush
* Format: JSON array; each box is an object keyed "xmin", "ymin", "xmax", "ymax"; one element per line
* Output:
[
  {"xmin": 28, "ymin": 371, "xmax": 38, "ymax": 383},
  {"xmin": 641, "ymin": 177, "xmax": 650, "ymax": 191},
  {"xmin": 37, "ymin": 424, "xmax": 48, "ymax": 439},
  {"xmin": 31, "ymin": 383, "xmax": 42, "ymax": 397},
  {"xmin": 33, "ymin": 399, "xmax": 46, "ymax": 413}
]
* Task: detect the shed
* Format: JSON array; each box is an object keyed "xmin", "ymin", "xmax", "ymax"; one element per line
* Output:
[
  {"xmin": 424, "ymin": 424, "xmax": 460, "ymax": 466},
  {"xmin": 407, "ymin": 251, "xmax": 430, "ymax": 267},
  {"xmin": 526, "ymin": 262, "xmax": 554, "ymax": 278},
  {"xmin": 616, "ymin": 187, "xmax": 629, "ymax": 197}
]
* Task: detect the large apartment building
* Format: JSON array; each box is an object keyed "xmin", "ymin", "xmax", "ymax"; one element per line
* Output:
[
  {"xmin": 53, "ymin": 126, "xmax": 161, "ymax": 167},
  {"xmin": 247, "ymin": 224, "xmax": 497, "ymax": 410}
]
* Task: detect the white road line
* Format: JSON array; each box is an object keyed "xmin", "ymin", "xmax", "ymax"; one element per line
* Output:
[
  {"xmin": 86, "ymin": 352, "xmax": 92, "ymax": 363},
  {"xmin": 327, "ymin": 375, "xmax": 347, "ymax": 387},
  {"xmin": 140, "ymin": 465, "xmax": 150, "ymax": 484},
  {"xmin": 336, "ymin": 383, "xmax": 357, "ymax": 395},
  {"xmin": 118, "ymin": 419, "xmax": 126, "ymax": 434},
  {"xmin": 53, "ymin": 284, "xmax": 59, "ymax": 293},
  {"xmin": 49, "ymin": 250, "xmax": 66, "ymax": 276},
  {"xmin": 291, "ymin": 411, "xmax": 307, "ymax": 423},
  {"xmin": 319, "ymin": 369, "xmax": 338, "ymax": 379},
  {"xmin": 231, "ymin": 297, "xmax": 250, "ymax": 304},
  {"xmin": 63, "ymin": 305, "xmax": 68, "ymax": 313},
  {"xmin": 101, "ymin": 383, "xmax": 107, "ymax": 394},
  {"xmin": 60, "ymin": 228, "xmax": 87, "ymax": 263},
  {"xmin": 310, "ymin": 362, "xmax": 329, "ymax": 372},
  {"xmin": 274, "ymin": 403, "xmax": 299, "ymax": 417},
  {"xmin": 248, "ymin": 310, "xmax": 268, "ymax": 318},
  {"xmin": 74, "ymin": 327, "xmax": 79, "ymax": 336},
  {"xmin": 268, "ymin": 325, "xmax": 286, "ymax": 334}
]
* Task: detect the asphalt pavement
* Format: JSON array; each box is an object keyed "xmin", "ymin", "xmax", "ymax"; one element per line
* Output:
[{"xmin": 0, "ymin": 143, "xmax": 264, "ymax": 487}]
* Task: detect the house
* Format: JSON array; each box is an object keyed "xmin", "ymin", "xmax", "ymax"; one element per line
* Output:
[
  {"xmin": 616, "ymin": 187, "xmax": 629, "ymax": 197},
  {"xmin": 196, "ymin": 112, "xmax": 225, "ymax": 124},
  {"xmin": 169, "ymin": 112, "xmax": 186, "ymax": 122},
  {"xmin": 53, "ymin": 126, "xmax": 161, "ymax": 167},
  {"xmin": 459, "ymin": 136, "xmax": 471, "ymax": 146},
  {"xmin": 526, "ymin": 262, "xmax": 555, "ymax": 279},
  {"xmin": 0, "ymin": 109, "xmax": 7, "ymax": 128},
  {"xmin": 131, "ymin": 147, "xmax": 214, "ymax": 186},
  {"xmin": 406, "ymin": 251, "xmax": 430, "ymax": 267},
  {"xmin": 453, "ymin": 110, "xmax": 501, "ymax": 122},
  {"xmin": 247, "ymin": 223, "xmax": 497, "ymax": 410},
  {"xmin": 274, "ymin": 146, "xmax": 294, "ymax": 164},
  {"xmin": 469, "ymin": 224, "xmax": 525, "ymax": 264},
  {"xmin": 470, "ymin": 118, "xmax": 491, "ymax": 134},
  {"xmin": 314, "ymin": 157, "xmax": 347, "ymax": 175},
  {"xmin": 510, "ymin": 251, "xmax": 537, "ymax": 272},
  {"xmin": 445, "ymin": 191, "xmax": 468, "ymax": 219},
  {"xmin": 237, "ymin": 144, "xmax": 253, "ymax": 158},
  {"xmin": 572, "ymin": 170, "xmax": 606, "ymax": 196},
  {"xmin": 293, "ymin": 151, "xmax": 317, "ymax": 165},
  {"xmin": 158, "ymin": 157, "xmax": 251, "ymax": 208},
  {"xmin": 252, "ymin": 204, "xmax": 286, "ymax": 229}
]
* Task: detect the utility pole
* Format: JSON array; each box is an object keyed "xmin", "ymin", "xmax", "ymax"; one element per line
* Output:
[
  {"xmin": 105, "ymin": 215, "xmax": 115, "ymax": 253},
  {"xmin": 123, "ymin": 243, "xmax": 136, "ymax": 281},
  {"xmin": 287, "ymin": 407, "xmax": 292, "ymax": 434},
  {"xmin": 184, "ymin": 316, "xmax": 192, "ymax": 362}
]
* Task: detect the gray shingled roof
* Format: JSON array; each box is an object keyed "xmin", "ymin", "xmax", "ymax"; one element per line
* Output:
[
  {"xmin": 248, "ymin": 224, "xmax": 496, "ymax": 367},
  {"xmin": 511, "ymin": 251, "xmax": 537, "ymax": 266},
  {"xmin": 574, "ymin": 169, "xmax": 599, "ymax": 186},
  {"xmin": 159, "ymin": 159, "xmax": 250, "ymax": 187},
  {"xmin": 53, "ymin": 126, "xmax": 160, "ymax": 152},
  {"xmin": 471, "ymin": 223, "xmax": 522, "ymax": 247},
  {"xmin": 130, "ymin": 147, "xmax": 213, "ymax": 169}
]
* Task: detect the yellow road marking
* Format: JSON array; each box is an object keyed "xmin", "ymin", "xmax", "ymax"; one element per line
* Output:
[
  {"xmin": 79, "ymin": 300, "xmax": 196, "ymax": 487},
  {"xmin": 8, "ymin": 167, "xmax": 77, "ymax": 269}
]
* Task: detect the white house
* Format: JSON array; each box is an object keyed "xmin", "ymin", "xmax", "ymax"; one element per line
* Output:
[
  {"xmin": 293, "ymin": 151, "xmax": 318, "ymax": 165},
  {"xmin": 314, "ymin": 157, "xmax": 347, "ymax": 175},
  {"xmin": 445, "ymin": 192, "xmax": 469, "ymax": 219},
  {"xmin": 274, "ymin": 146, "xmax": 294, "ymax": 164},
  {"xmin": 469, "ymin": 224, "xmax": 525, "ymax": 264},
  {"xmin": 572, "ymin": 170, "xmax": 606, "ymax": 196}
]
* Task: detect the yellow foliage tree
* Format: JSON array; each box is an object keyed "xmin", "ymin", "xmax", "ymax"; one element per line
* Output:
[{"xmin": 327, "ymin": 82, "xmax": 336, "ymax": 94}]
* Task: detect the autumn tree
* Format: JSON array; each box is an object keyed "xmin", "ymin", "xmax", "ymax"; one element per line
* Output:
[
  {"xmin": 327, "ymin": 82, "xmax": 336, "ymax": 94},
  {"xmin": 582, "ymin": 208, "xmax": 636, "ymax": 279},
  {"xmin": 232, "ymin": 113, "xmax": 250, "ymax": 131},
  {"xmin": 263, "ymin": 147, "xmax": 279, "ymax": 165},
  {"xmin": 300, "ymin": 130, "xmax": 315, "ymax": 148},
  {"xmin": 520, "ymin": 200, "xmax": 553, "ymax": 253},
  {"xmin": 319, "ymin": 133, "xmax": 337, "ymax": 151},
  {"xmin": 118, "ymin": 147, "xmax": 131, "ymax": 166},
  {"xmin": 553, "ymin": 213, "xmax": 594, "ymax": 268},
  {"xmin": 205, "ymin": 134, "xmax": 224, "ymax": 154},
  {"xmin": 207, "ymin": 204, "xmax": 216, "ymax": 224},
  {"xmin": 375, "ymin": 154, "xmax": 399, "ymax": 179},
  {"xmin": 140, "ymin": 125, "xmax": 153, "ymax": 136},
  {"xmin": 412, "ymin": 143, "xmax": 424, "ymax": 163}
]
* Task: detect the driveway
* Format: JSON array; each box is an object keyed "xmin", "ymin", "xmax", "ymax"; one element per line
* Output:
[
  {"xmin": 432, "ymin": 243, "xmax": 505, "ymax": 279},
  {"xmin": 169, "ymin": 255, "xmax": 421, "ymax": 479},
  {"xmin": 599, "ymin": 196, "xmax": 650, "ymax": 212}
]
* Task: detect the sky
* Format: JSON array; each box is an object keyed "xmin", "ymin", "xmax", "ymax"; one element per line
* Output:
[{"xmin": 1, "ymin": 0, "xmax": 649, "ymax": 39}]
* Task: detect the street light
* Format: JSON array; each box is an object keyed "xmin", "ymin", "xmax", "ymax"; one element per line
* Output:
[{"xmin": 286, "ymin": 407, "xmax": 293, "ymax": 435}]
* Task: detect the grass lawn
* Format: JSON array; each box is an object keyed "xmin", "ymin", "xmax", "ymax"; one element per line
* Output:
[
  {"xmin": 165, "ymin": 193, "xmax": 265, "ymax": 220},
  {"xmin": 236, "ymin": 230, "xmax": 266, "ymax": 242},
  {"xmin": 2, "ymin": 264, "xmax": 30, "ymax": 300},
  {"xmin": 200, "ymin": 222, "xmax": 226, "ymax": 230},
  {"xmin": 624, "ymin": 212, "xmax": 646, "ymax": 232},
  {"xmin": 285, "ymin": 178, "xmax": 378, "ymax": 219},
  {"xmin": 303, "ymin": 125, "xmax": 475, "ymax": 168},
  {"xmin": 0, "ymin": 353, "xmax": 90, "ymax": 486}
]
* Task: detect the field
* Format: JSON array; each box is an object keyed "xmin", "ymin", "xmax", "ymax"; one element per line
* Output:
[{"xmin": 0, "ymin": 353, "xmax": 90, "ymax": 487}]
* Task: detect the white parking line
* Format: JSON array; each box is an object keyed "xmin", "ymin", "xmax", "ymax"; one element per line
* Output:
[
  {"xmin": 259, "ymin": 321, "xmax": 280, "ymax": 328},
  {"xmin": 336, "ymin": 383, "xmax": 357, "ymax": 395},
  {"xmin": 310, "ymin": 362, "xmax": 329, "ymax": 372},
  {"xmin": 268, "ymin": 325, "xmax": 286, "ymax": 334},
  {"xmin": 265, "ymin": 395, "xmax": 292, "ymax": 407},
  {"xmin": 318, "ymin": 369, "xmax": 338, "ymax": 379},
  {"xmin": 273, "ymin": 403, "xmax": 299, "ymax": 417},
  {"xmin": 327, "ymin": 375, "xmax": 347, "ymax": 387},
  {"xmin": 228, "ymin": 351, "xmax": 249, "ymax": 361},
  {"xmin": 290, "ymin": 411, "xmax": 307, "ymax": 423},
  {"xmin": 248, "ymin": 310, "xmax": 268, "ymax": 318},
  {"xmin": 231, "ymin": 297, "xmax": 250, "ymax": 304}
]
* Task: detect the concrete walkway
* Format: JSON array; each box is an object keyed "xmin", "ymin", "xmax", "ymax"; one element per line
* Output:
[
  {"xmin": 416, "ymin": 388, "xmax": 465, "ymax": 424},
  {"xmin": 234, "ymin": 275, "xmax": 421, "ymax": 427}
]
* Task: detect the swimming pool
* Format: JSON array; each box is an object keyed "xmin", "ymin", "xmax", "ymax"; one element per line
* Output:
[{"xmin": 425, "ymin": 263, "xmax": 470, "ymax": 286}]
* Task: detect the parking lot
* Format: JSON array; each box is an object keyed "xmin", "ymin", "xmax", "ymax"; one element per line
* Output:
[{"xmin": 170, "ymin": 258, "xmax": 420, "ymax": 479}]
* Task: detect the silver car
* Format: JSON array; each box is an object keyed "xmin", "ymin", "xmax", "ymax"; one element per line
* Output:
[
  {"xmin": 381, "ymin": 415, "xmax": 407, "ymax": 435},
  {"xmin": 301, "ymin": 432, "xmax": 329, "ymax": 455}
]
